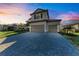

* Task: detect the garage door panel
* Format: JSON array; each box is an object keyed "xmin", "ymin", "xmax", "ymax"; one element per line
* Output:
[
  {"xmin": 31, "ymin": 25, "xmax": 44, "ymax": 32},
  {"xmin": 48, "ymin": 25, "xmax": 57, "ymax": 32}
]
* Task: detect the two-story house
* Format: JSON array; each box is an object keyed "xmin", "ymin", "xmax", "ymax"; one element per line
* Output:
[{"xmin": 27, "ymin": 8, "xmax": 61, "ymax": 32}]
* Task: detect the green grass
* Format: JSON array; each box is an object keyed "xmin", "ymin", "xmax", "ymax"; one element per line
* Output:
[
  {"xmin": 0, "ymin": 31, "xmax": 24, "ymax": 39},
  {"xmin": 70, "ymin": 36, "xmax": 79, "ymax": 46},
  {"xmin": 73, "ymin": 33, "xmax": 79, "ymax": 36},
  {"xmin": 59, "ymin": 31, "xmax": 79, "ymax": 47},
  {"xmin": 60, "ymin": 33, "xmax": 79, "ymax": 46}
]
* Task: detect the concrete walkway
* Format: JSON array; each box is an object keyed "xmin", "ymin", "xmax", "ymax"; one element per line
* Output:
[
  {"xmin": 0, "ymin": 38, "xmax": 6, "ymax": 44},
  {"xmin": 0, "ymin": 38, "xmax": 16, "ymax": 53}
]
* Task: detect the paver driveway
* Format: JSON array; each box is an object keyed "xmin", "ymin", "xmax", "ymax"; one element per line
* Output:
[{"xmin": 0, "ymin": 32, "xmax": 79, "ymax": 56}]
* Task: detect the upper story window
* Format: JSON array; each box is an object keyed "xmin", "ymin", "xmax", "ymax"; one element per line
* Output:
[
  {"xmin": 34, "ymin": 14, "xmax": 42, "ymax": 19},
  {"xmin": 34, "ymin": 14, "xmax": 36, "ymax": 19},
  {"xmin": 40, "ymin": 13, "xmax": 43, "ymax": 19},
  {"xmin": 30, "ymin": 8, "xmax": 49, "ymax": 20}
]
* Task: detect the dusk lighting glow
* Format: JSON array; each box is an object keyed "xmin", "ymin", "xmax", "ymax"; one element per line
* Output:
[{"xmin": 0, "ymin": 3, "xmax": 79, "ymax": 24}]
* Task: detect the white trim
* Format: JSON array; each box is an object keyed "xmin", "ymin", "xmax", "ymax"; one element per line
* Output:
[
  {"xmin": 29, "ymin": 26, "xmax": 31, "ymax": 32},
  {"xmin": 44, "ymin": 22, "xmax": 48, "ymax": 32}
]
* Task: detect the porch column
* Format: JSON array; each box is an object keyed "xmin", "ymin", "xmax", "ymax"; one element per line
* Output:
[{"xmin": 44, "ymin": 22, "xmax": 48, "ymax": 32}]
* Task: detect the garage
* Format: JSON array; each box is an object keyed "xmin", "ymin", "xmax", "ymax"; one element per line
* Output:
[
  {"xmin": 28, "ymin": 20, "xmax": 60, "ymax": 32},
  {"xmin": 31, "ymin": 25, "xmax": 44, "ymax": 32},
  {"xmin": 48, "ymin": 25, "xmax": 57, "ymax": 32}
]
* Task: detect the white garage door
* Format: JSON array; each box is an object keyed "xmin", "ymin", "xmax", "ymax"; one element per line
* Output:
[
  {"xmin": 48, "ymin": 25, "xmax": 57, "ymax": 32},
  {"xmin": 31, "ymin": 25, "xmax": 44, "ymax": 32}
]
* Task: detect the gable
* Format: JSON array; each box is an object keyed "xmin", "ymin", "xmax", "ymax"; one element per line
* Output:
[
  {"xmin": 31, "ymin": 8, "xmax": 47, "ymax": 15},
  {"xmin": 35, "ymin": 9, "xmax": 44, "ymax": 13}
]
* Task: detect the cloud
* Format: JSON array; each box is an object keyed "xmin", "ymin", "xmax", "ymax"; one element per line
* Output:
[
  {"xmin": 57, "ymin": 11, "xmax": 79, "ymax": 25},
  {"xmin": 57, "ymin": 11, "xmax": 79, "ymax": 20},
  {"xmin": 0, "ymin": 3, "xmax": 32, "ymax": 24},
  {"xmin": 0, "ymin": 4, "xmax": 26, "ymax": 15}
]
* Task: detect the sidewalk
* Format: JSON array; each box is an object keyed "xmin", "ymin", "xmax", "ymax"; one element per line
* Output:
[
  {"xmin": 0, "ymin": 38, "xmax": 7, "ymax": 44},
  {"xmin": 0, "ymin": 38, "xmax": 16, "ymax": 53}
]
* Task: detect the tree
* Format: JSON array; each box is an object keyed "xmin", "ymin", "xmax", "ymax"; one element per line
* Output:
[{"xmin": 15, "ymin": 23, "xmax": 26, "ymax": 32}]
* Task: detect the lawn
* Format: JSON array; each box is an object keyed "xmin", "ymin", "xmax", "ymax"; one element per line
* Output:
[
  {"xmin": 60, "ymin": 32, "xmax": 79, "ymax": 46},
  {"xmin": 73, "ymin": 32, "xmax": 79, "ymax": 36},
  {"xmin": 0, "ymin": 31, "xmax": 23, "ymax": 39}
]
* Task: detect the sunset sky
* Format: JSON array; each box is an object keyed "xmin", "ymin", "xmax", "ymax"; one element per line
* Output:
[{"xmin": 0, "ymin": 3, "xmax": 79, "ymax": 24}]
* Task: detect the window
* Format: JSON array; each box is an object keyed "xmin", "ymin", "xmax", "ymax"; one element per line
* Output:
[
  {"xmin": 34, "ymin": 14, "xmax": 40, "ymax": 19},
  {"xmin": 40, "ymin": 13, "xmax": 43, "ymax": 19},
  {"xmin": 34, "ymin": 14, "xmax": 36, "ymax": 19}
]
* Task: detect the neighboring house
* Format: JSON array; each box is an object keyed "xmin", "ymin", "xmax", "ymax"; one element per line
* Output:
[
  {"xmin": 0, "ymin": 24, "xmax": 14, "ymax": 31},
  {"xmin": 72, "ymin": 24, "xmax": 79, "ymax": 30},
  {"xmin": 7, "ymin": 24, "xmax": 27, "ymax": 31},
  {"xmin": 61, "ymin": 23, "xmax": 79, "ymax": 33},
  {"xmin": 0, "ymin": 24, "xmax": 27, "ymax": 31},
  {"xmin": 69, "ymin": 23, "xmax": 79, "ymax": 32},
  {"xmin": 27, "ymin": 8, "xmax": 61, "ymax": 32},
  {"xmin": 0, "ymin": 25, "xmax": 3, "ymax": 31}
]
